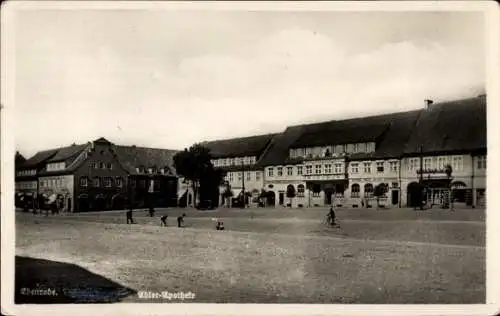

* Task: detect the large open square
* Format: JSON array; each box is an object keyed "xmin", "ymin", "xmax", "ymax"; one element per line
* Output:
[{"xmin": 15, "ymin": 207, "xmax": 485, "ymax": 304}]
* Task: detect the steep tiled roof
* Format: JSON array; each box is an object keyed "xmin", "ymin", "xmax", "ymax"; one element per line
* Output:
[
  {"xmin": 46, "ymin": 144, "xmax": 89, "ymax": 163},
  {"xmin": 201, "ymin": 134, "xmax": 276, "ymax": 159},
  {"xmin": 257, "ymin": 125, "xmax": 307, "ymax": 166},
  {"xmin": 403, "ymin": 96, "xmax": 486, "ymax": 155},
  {"xmin": 112, "ymin": 145, "xmax": 179, "ymax": 175},
  {"xmin": 21, "ymin": 149, "xmax": 58, "ymax": 168},
  {"xmin": 290, "ymin": 110, "xmax": 421, "ymax": 150}
]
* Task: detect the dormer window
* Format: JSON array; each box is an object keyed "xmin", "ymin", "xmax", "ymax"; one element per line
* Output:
[{"xmin": 324, "ymin": 148, "xmax": 331, "ymax": 157}]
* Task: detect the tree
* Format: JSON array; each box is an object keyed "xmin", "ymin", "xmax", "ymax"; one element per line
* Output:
[
  {"xmin": 199, "ymin": 166, "xmax": 226, "ymax": 208},
  {"xmin": 374, "ymin": 183, "xmax": 388, "ymax": 209},
  {"xmin": 286, "ymin": 184, "xmax": 296, "ymax": 207},
  {"xmin": 173, "ymin": 144, "xmax": 222, "ymax": 208}
]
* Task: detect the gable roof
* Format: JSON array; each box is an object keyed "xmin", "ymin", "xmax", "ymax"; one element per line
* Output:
[
  {"xmin": 201, "ymin": 133, "xmax": 276, "ymax": 159},
  {"xmin": 20, "ymin": 149, "xmax": 59, "ymax": 168},
  {"xmin": 257, "ymin": 125, "xmax": 307, "ymax": 166},
  {"xmin": 46, "ymin": 143, "xmax": 89, "ymax": 163},
  {"xmin": 403, "ymin": 96, "xmax": 486, "ymax": 155},
  {"xmin": 290, "ymin": 109, "xmax": 421, "ymax": 149},
  {"xmin": 112, "ymin": 145, "xmax": 179, "ymax": 175}
]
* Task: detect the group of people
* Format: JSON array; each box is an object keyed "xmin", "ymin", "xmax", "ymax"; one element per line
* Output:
[
  {"xmin": 125, "ymin": 208, "xmax": 186, "ymax": 228},
  {"xmin": 19, "ymin": 194, "xmax": 65, "ymax": 216}
]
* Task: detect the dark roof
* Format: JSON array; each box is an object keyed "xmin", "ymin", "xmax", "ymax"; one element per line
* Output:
[
  {"xmin": 201, "ymin": 134, "xmax": 276, "ymax": 159},
  {"xmin": 21, "ymin": 149, "xmax": 59, "ymax": 168},
  {"xmin": 112, "ymin": 145, "xmax": 179, "ymax": 175},
  {"xmin": 290, "ymin": 109, "xmax": 422, "ymax": 150},
  {"xmin": 403, "ymin": 96, "xmax": 486, "ymax": 155},
  {"xmin": 46, "ymin": 144, "xmax": 89, "ymax": 163},
  {"xmin": 257, "ymin": 125, "xmax": 307, "ymax": 166}
]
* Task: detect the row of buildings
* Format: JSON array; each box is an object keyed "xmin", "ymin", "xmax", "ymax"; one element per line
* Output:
[
  {"xmin": 15, "ymin": 137, "xmax": 178, "ymax": 212},
  {"xmin": 15, "ymin": 95, "xmax": 487, "ymax": 212}
]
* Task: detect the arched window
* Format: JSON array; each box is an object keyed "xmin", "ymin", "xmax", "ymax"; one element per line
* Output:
[
  {"xmin": 351, "ymin": 183, "xmax": 360, "ymax": 197},
  {"xmin": 297, "ymin": 184, "xmax": 305, "ymax": 197},
  {"xmin": 364, "ymin": 183, "xmax": 374, "ymax": 198},
  {"xmin": 324, "ymin": 148, "xmax": 331, "ymax": 157},
  {"xmin": 93, "ymin": 177, "xmax": 100, "ymax": 187}
]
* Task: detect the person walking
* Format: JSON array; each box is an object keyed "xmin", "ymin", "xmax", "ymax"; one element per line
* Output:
[
  {"xmin": 328, "ymin": 205, "xmax": 336, "ymax": 226},
  {"xmin": 126, "ymin": 208, "xmax": 134, "ymax": 224}
]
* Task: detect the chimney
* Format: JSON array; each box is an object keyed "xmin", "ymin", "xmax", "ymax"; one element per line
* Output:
[{"xmin": 424, "ymin": 99, "xmax": 433, "ymax": 109}]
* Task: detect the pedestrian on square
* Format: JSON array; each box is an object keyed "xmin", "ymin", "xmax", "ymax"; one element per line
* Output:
[
  {"xmin": 160, "ymin": 215, "xmax": 168, "ymax": 227},
  {"xmin": 126, "ymin": 208, "xmax": 134, "ymax": 224},
  {"xmin": 177, "ymin": 213, "xmax": 186, "ymax": 228}
]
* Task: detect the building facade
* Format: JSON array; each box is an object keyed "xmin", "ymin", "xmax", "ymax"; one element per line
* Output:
[
  {"xmin": 16, "ymin": 138, "xmax": 178, "ymax": 212},
  {"xmin": 191, "ymin": 95, "xmax": 486, "ymax": 209}
]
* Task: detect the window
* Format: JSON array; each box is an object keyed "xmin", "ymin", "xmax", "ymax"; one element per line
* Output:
[
  {"xmin": 325, "ymin": 164, "xmax": 332, "ymax": 174},
  {"xmin": 80, "ymin": 177, "xmax": 88, "ymax": 188},
  {"xmin": 238, "ymin": 172, "xmax": 242, "ymax": 181},
  {"xmin": 452, "ymin": 156, "xmax": 463, "ymax": 171},
  {"xmin": 306, "ymin": 165, "xmax": 312, "ymax": 175},
  {"xmin": 100, "ymin": 162, "xmax": 106, "ymax": 169},
  {"xmin": 108, "ymin": 163, "xmax": 113, "ymax": 170},
  {"xmin": 256, "ymin": 172, "xmax": 261, "ymax": 181},
  {"xmin": 297, "ymin": 184, "xmax": 305, "ymax": 197},
  {"xmin": 315, "ymin": 165, "xmax": 322, "ymax": 174},
  {"xmin": 351, "ymin": 184, "xmax": 360, "ymax": 197},
  {"xmin": 353, "ymin": 143, "xmax": 359, "ymax": 153},
  {"xmin": 104, "ymin": 177, "xmax": 112, "ymax": 188},
  {"xmin": 390, "ymin": 161, "xmax": 398, "ymax": 173},
  {"xmin": 437, "ymin": 156, "xmax": 446, "ymax": 169},
  {"xmin": 408, "ymin": 158, "xmax": 418, "ymax": 171},
  {"xmin": 268, "ymin": 168, "xmax": 274, "ymax": 177},
  {"xmin": 246, "ymin": 172, "xmax": 251, "ymax": 181},
  {"xmin": 229, "ymin": 172, "xmax": 234, "ymax": 182},
  {"xmin": 297, "ymin": 166, "xmax": 303, "ymax": 175},
  {"xmin": 364, "ymin": 162, "xmax": 371, "ymax": 173},
  {"xmin": 312, "ymin": 184, "xmax": 321, "ymax": 197},
  {"xmin": 364, "ymin": 183, "xmax": 374, "ymax": 198},
  {"xmin": 324, "ymin": 148, "xmax": 331, "ymax": 157},
  {"xmin": 334, "ymin": 163, "xmax": 342, "ymax": 174},
  {"xmin": 351, "ymin": 163, "xmax": 359, "ymax": 173},
  {"xmin": 424, "ymin": 158, "xmax": 432, "ymax": 170},
  {"xmin": 93, "ymin": 177, "xmax": 100, "ymax": 187},
  {"xmin": 376, "ymin": 161, "xmax": 384, "ymax": 173},
  {"xmin": 116, "ymin": 177, "xmax": 123, "ymax": 187},
  {"xmin": 287, "ymin": 166, "xmax": 293, "ymax": 176},
  {"xmin": 477, "ymin": 156, "xmax": 486, "ymax": 169},
  {"xmin": 277, "ymin": 167, "xmax": 283, "ymax": 177}
]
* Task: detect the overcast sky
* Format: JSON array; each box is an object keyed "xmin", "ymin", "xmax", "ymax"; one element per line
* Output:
[{"xmin": 12, "ymin": 7, "xmax": 485, "ymax": 158}]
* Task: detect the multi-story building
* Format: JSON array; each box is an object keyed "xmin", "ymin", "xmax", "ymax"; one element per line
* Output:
[
  {"xmin": 190, "ymin": 94, "xmax": 486, "ymax": 209},
  {"xmin": 401, "ymin": 96, "xmax": 486, "ymax": 208},
  {"xmin": 15, "ymin": 137, "xmax": 178, "ymax": 212},
  {"xmin": 202, "ymin": 134, "xmax": 275, "ymax": 207},
  {"xmin": 15, "ymin": 148, "xmax": 59, "ymax": 207}
]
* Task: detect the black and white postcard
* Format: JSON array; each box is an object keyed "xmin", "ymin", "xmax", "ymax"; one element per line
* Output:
[{"xmin": 1, "ymin": 1, "xmax": 499, "ymax": 315}]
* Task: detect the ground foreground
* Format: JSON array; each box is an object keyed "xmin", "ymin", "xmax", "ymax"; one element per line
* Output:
[{"xmin": 15, "ymin": 207, "xmax": 485, "ymax": 304}]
